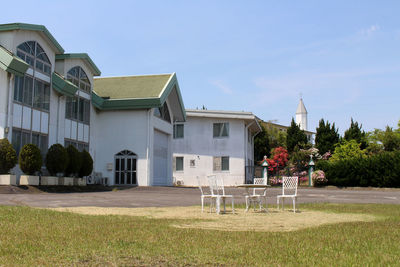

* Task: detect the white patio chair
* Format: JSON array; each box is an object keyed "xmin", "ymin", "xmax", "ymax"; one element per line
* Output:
[
  {"xmin": 245, "ymin": 178, "xmax": 268, "ymax": 212},
  {"xmin": 277, "ymin": 176, "xmax": 299, "ymax": 213},
  {"xmin": 196, "ymin": 176, "xmax": 217, "ymax": 212},
  {"xmin": 207, "ymin": 175, "xmax": 235, "ymax": 214}
]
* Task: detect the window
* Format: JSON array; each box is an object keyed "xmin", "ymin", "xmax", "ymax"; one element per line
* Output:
[
  {"xmin": 64, "ymin": 139, "xmax": 89, "ymax": 152},
  {"xmin": 65, "ymin": 95, "xmax": 90, "ymax": 124},
  {"xmin": 13, "ymin": 73, "xmax": 50, "ymax": 111},
  {"xmin": 173, "ymin": 124, "xmax": 184, "ymax": 139},
  {"xmin": 190, "ymin": 159, "xmax": 196, "ymax": 167},
  {"xmin": 213, "ymin": 123, "xmax": 229, "ymax": 138},
  {"xmin": 174, "ymin": 157, "xmax": 184, "ymax": 171},
  {"xmin": 12, "ymin": 128, "xmax": 48, "ymax": 157},
  {"xmin": 17, "ymin": 41, "xmax": 51, "ymax": 75},
  {"xmin": 67, "ymin": 66, "xmax": 91, "ymax": 93},
  {"xmin": 213, "ymin": 156, "xmax": 229, "ymax": 171},
  {"xmin": 154, "ymin": 102, "xmax": 171, "ymax": 123}
]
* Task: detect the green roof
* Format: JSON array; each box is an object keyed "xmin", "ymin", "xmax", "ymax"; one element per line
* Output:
[
  {"xmin": 94, "ymin": 74, "xmax": 172, "ymax": 99},
  {"xmin": 55, "ymin": 53, "xmax": 101, "ymax": 76},
  {"xmin": 0, "ymin": 45, "xmax": 29, "ymax": 76},
  {"xmin": 52, "ymin": 72, "xmax": 79, "ymax": 97},
  {"xmin": 92, "ymin": 73, "xmax": 186, "ymax": 120},
  {"xmin": 0, "ymin": 23, "xmax": 64, "ymax": 54}
]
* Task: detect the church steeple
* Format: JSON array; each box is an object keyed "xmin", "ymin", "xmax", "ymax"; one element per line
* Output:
[{"xmin": 296, "ymin": 97, "xmax": 308, "ymax": 131}]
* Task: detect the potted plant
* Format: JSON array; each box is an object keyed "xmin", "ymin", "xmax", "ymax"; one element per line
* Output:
[
  {"xmin": 43, "ymin": 144, "xmax": 69, "ymax": 186},
  {"xmin": 0, "ymin": 138, "xmax": 18, "ymax": 185},
  {"xmin": 77, "ymin": 149, "xmax": 93, "ymax": 186},
  {"xmin": 19, "ymin": 144, "xmax": 42, "ymax": 185}
]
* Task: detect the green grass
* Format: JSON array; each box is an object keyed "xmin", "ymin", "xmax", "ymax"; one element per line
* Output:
[{"xmin": 0, "ymin": 203, "xmax": 399, "ymax": 266}]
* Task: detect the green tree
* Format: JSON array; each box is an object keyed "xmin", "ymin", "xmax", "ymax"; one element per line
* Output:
[
  {"xmin": 0, "ymin": 138, "xmax": 17, "ymax": 174},
  {"xmin": 330, "ymin": 139, "xmax": 366, "ymax": 162},
  {"xmin": 79, "ymin": 150, "xmax": 93, "ymax": 177},
  {"xmin": 315, "ymin": 119, "xmax": 340, "ymax": 154},
  {"xmin": 45, "ymin": 144, "xmax": 69, "ymax": 176},
  {"xmin": 65, "ymin": 145, "xmax": 82, "ymax": 177},
  {"xmin": 344, "ymin": 118, "xmax": 367, "ymax": 149},
  {"xmin": 19, "ymin": 144, "xmax": 42, "ymax": 175},
  {"xmin": 267, "ymin": 127, "xmax": 287, "ymax": 149},
  {"xmin": 254, "ymin": 124, "xmax": 271, "ymax": 160},
  {"xmin": 286, "ymin": 118, "xmax": 308, "ymax": 153},
  {"xmin": 367, "ymin": 126, "xmax": 400, "ymax": 152}
]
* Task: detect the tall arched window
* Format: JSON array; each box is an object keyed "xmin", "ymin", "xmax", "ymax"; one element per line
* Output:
[
  {"xmin": 67, "ymin": 66, "xmax": 91, "ymax": 93},
  {"xmin": 16, "ymin": 41, "xmax": 51, "ymax": 75}
]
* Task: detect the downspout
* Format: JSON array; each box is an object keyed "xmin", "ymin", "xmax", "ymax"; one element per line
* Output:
[
  {"xmin": 56, "ymin": 95, "xmax": 61, "ymax": 143},
  {"xmin": 5, "ymin": 73, "xmax": 14, "ymax": 140},
  {"xmin": 146, "ymin": 109, "xmax": 152, "ymax": 186}
]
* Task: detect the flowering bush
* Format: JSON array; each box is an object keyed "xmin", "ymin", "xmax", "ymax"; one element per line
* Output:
[
  {"xmin": 321, "ymin": 151, "xmax": 332, "ymax": 160},
  {"xmin": 312, "ymin": 170, "xmax": 327, "ymax": 186},
  {"xmin": 269, "ymin": 176, "xmax": 282, "ymax": 186},
  {"xmin": 271, "ymin": 147, "xmax": 289, "ymax": 168}
]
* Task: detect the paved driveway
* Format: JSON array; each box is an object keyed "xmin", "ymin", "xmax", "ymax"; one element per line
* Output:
[{"xmin": 0, "ymin": 186, "xmax": 399, "ymax": 208}]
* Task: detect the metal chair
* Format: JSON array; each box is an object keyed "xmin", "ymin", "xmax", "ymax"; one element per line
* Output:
[
  {"xmin": 207, "ymin": 175, "xmax": 235, "ymax": 214},
  {"xmin": 196, "ymin": 176, "xmax": 217, "ymax": 212},
  {"xmin": 277, "ymin": 176, "xmax": 299, "ymax": 213},
  {"xmin": 245, "ymin": 178, "xmax": 268, "ymax": 212}
]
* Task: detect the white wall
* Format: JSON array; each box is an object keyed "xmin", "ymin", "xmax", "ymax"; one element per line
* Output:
[{"xmin": 172, "ymin": 117, "xmax": 247, "ymax": 186}]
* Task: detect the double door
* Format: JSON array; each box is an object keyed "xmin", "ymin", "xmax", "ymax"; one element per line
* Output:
[{"xmin": 115, "ymin": 153, "xmax": 137, "ymax": 185}]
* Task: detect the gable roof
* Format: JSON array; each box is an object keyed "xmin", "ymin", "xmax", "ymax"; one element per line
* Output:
[
  {"xmin": 55, "ymin": 53, "xmax": 101, "ymax": 76},
  {"xmin": 93, "ymin": 73, "xmax": 186, "ymax": 121},
  {"xmin": 0, "ymin": 23, "xmax": 64, "ymax": 54}
]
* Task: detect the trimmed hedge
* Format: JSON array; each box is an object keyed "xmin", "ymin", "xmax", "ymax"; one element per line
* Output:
[
  {"xmin": 45, "ymin": 144, "xmax": 69, "ymax": 176},
  {"xmin": 316, "ymin": 151, "xmax": 400, "ymax": 187},
  {"xmin": 79, "ymin": 150, "xmax": 93, "ymax": 177},
  {"xmin": 0, "ymin": 138, "xmax": 17, "ymax": 174},
  {"xmin": 19, "ymin": 144, "xmax": 42, "ymax": 175},
  {"xmin": 65, "ymin": 145, "xmax": 81, "ymax": 177}
]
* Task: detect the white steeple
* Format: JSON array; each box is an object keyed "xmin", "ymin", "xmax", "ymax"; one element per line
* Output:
[{"xmin": 295, "ymin": 97, "xmax": 308, "ymax": 131}]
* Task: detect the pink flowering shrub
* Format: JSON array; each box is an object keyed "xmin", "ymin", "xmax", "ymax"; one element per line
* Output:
[
  {"xmin": 269, "ymin": 176, "xmax": 282, "ymax": 186},
  {"xmin": 312, "ymin": 170, "xmax": 328, "ymax": 186}
]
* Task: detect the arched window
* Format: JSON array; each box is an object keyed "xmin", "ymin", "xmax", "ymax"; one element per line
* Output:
[
  {"xmin": 67, "ymin": 66, "xmax": 91, "ymax": 93},
  {"xmin": 17, "ymin": 41, "xmax": 51, "ymax": 75}
]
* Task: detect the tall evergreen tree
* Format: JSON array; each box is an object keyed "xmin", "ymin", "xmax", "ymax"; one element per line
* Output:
[
  {"xmin": 254, "ymin": 124, "xmax": 271, "ymax": 160},
  {"xmin": 286, "ymin": 118, "xmax": 308, "ymax": 153},
  {"xmin": 315, "ymin": 119, "xmax": 340, "ymax": 154},
  {"xmin": 344, "ymin": 118, "xmax": 367, "ymax": 149}
]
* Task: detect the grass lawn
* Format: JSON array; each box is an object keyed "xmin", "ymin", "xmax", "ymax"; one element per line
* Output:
[{"xmin": 0, "ymin": 203, "xmax": 399, "ymax": 266}]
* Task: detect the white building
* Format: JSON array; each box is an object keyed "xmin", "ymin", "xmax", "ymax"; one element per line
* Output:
[
  {"xmin": 172, "ymin": 110, "xmax": 261, "ymax": 186},
  {"xmin": 0, "ymin": 23, "xmax": 185, "ymax": 186}
]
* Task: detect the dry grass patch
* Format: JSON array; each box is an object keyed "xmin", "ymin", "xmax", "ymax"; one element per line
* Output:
[{"xmin": 50, "ymin": 206, "xmax": 377, "ymax": 232}]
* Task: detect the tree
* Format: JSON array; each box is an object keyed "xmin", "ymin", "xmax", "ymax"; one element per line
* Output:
[
  {"xmin": 19, "ymin": 144, "xmax": 42, "ymax": 175},
  {"xmin": 344, "ymin": 118, "xmax": 367, "ymax": 149},
  {"xmin": 270, "ymin": 147, "xmax": 289, "ymax": 169},
  {"xmin": 79, "ymin": 150, "xmax": 93, "ymax": 177},
  {"xmin": 315, "ymin": 119, "xmax": 340, "ymax": 154},
  {"xmin": 0, "ymin": 138, "xmax": 17, "ymax": 174},
  {"xmin": 330, "ymin": 140, "xmax": 366, "ymax": 162},
  {"xmin": 286, "ymin": 118, "xmax": 308, "ymax": 153},
  {"xmin": 45, "ymin": 144, "xmax": 69, "ymax": 176},
  {"xmin": 65, "ymin": 145, "xmax": 82, "ymax": 177},
  {"xmin": 254, "ymin": 124, "xmax": 271, "ymax": 160},
  {"xmin": 367, "ymin": 126, "xmax": 400, "ymax": 153}
]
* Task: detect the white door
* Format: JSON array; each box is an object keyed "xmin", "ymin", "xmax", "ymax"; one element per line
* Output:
[{"xmin": 153, "ymin": 130, "xmax": 169, "ymax": 185}]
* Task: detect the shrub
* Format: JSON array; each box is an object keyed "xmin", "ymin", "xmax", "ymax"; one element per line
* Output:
[
  {"xmin": 316, "ymin": 151, "xmax": 400, "ymax": 188},
  {"xmin": 45, "ymin": 144, "xmax": 69, "ymax": 176},
  {"xmin": 312, "ymin": 170, "xmax": 327, "ymax": 186},
  {"xmin": 19, "ymin": 144, "xmax": 42, "ymax": 175},
  {"xmin": 0, "ymin": 138, "xmax": 17, "ymax": 174},
  {"xmin": 79, "ymin": 150, "xmax": 93, "ymax": 177},
  {"xmin": 65, "ymin": 145, "xmax": 82, "ymax": 177}
]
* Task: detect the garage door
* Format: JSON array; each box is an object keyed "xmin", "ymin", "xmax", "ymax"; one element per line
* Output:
[{"xmin": 153, "ymin": 130, "xmax": 169, "ymax": 186}]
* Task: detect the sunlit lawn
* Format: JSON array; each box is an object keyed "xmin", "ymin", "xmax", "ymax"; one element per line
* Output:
[{"xmin": 0, "ymin": 203, "xmax": 399, "ymax": 266}]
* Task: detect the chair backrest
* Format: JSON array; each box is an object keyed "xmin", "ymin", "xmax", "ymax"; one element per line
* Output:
[
  {"xmin": 282, "ymin": 176, "xmax": 298, "ymax": 196},
  {"xmin": 253, "ymin": 178, "xmax": 267, "ymax": 195},
  {"xmin": 207, "ymin": 175, "xmax": 225, "ymax": 196}
]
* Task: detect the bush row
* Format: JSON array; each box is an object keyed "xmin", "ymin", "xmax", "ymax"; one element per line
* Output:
[
  {"xmin": 0, "ymin": 138, "xmax": 93, "ymax": 177},
  {"xmin": 316, "ymin": 151, "xmax": 400, "ymax": 187}
]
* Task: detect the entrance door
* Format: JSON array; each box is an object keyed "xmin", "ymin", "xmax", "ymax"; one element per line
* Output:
[
  {"xmin": 153, "ymin": 130, "xmax": 169, "ymax": 185},
  {"xmin": 115, "ymin": 150, "xmax": 137, "ymax": 185}
]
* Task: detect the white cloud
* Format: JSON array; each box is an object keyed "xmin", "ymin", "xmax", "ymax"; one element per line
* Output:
[
  {"xmin": 210, "ymin": 80, "xmax": 233, "ymax": 95},
  {"xmin": 360, "ymin": 25, "xmax": 380, "ymax": 36}
]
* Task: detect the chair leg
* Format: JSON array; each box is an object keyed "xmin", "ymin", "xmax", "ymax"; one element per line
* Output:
[
  {"xmin": 223, "ymin": 198, "xmax": 226, "ymax": 213},
  {"xmin": 231, "ymin": 198, "xmax": 235, "ymax": 214},
  {"xmin": 216, "ymin": 197, "xmax": 220, "ymax": 214},
  {"xmin": 245, "ymin": 196, "xmax": 249, "ymax": 212},
  {"xmin": 201, "ymin": 197, "xmax": 204, "ymax": 212},
  {"xmin": 293, "ymin": 197, "xmax": 296, "ymax": 213}
]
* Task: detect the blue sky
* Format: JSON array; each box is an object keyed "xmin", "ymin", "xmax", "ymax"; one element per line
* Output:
[{"xmin": 2, "ymin": 1, "xmax": 399, "ymax": 134}]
